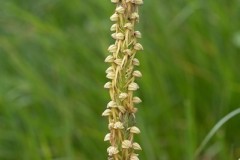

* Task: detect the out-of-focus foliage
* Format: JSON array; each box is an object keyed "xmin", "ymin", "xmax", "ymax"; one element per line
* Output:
[{"xmin": 0, "ymin": 0, "xmax": 240, "ymax": 160}]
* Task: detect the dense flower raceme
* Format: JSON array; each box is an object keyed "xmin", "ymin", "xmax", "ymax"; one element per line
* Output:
[{"xmin": 103, "ymin": 0, "xmax": 143, "ymax": 159}]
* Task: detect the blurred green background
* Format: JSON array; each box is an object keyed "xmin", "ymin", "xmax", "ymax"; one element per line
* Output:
[{"xmin": 0, "ymin": 0, "xmax": 240, "ymax": 160}]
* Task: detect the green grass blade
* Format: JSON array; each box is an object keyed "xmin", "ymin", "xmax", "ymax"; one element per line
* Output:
[{"xmin": 195, "ymin": 108, "xmax": 240, "ymax": 158}]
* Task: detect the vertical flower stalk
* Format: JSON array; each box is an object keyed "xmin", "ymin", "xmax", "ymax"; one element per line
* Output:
[{"xmin": 103, "ymin": 0, "xmax": 143, "ymax": 159}]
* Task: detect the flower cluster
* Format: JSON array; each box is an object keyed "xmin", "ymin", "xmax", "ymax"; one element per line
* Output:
[{"xmin": 103, "ymin": 0, "xmax": 143, "ymax": 159}]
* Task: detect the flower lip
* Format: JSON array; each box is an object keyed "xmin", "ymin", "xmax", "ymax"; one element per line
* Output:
[
  {"xmin": 134, "ymin": 0, "xmax": 144, "ymax": 5},
  {"xmin": 118, "ymin": 105, "xmax": 126, "ymax": 113},
  {"xmin": 102, "ymin": 109, "xmax": 111, "ymax": 116},
  {"xmin": 104, "ymin": 133, "xmax": 111, "ymax": 141},
  {"xmin": 105, "ymin": 55, "xmax": 114, "ymax": 63},
  {"xmin": 114, "ymin": 58, "xmax": 123, "ymax": 65},
  {"xmin": 115, "ymin": 6, "xmax": 125, "ymax": 14},
  {"xmin": 122, "ymin": 140, "xmax": 132, "ymax": 149},
  {"xmin": 132, "ymin": 70, "xmax": 142, "ymax": 77},
  {"xmin": 114, "ymin": 121, "xmax": 124, "ymax": 129},
  {"xmin": 132, "ymin": 96, "xmax": 142, "ymax": 104},
  {"xmin": 130, "ymin": 12, "xmax": 139, "ymax": 20},
  {"xmin": 133, "ymin": 58, "xmax": 140, "ymax": 66},
  {"xmin": 132, "ymin": 142, "xmax": 142, "ymax": 150},
  {"xmin": 107, "ymin": 146, "xmax": 119, "ymax": 156},
  {"xmin": 123, "ymin": 49, "xmax": 132, "ymax": 56},
  {"xmin": 124, "ymin": 23, "xmax": 133, "ymax": 30},
  {"xmin": 129, "ymin": 126, "xmax": 141, "ymax": 134},
  {"xmin": 108, "ymin": 122, "xmax": 114, "ymax": 129},
  {"xmin": 111, "ymin": 0, "xmax": 119, "ymax": 3},
  {"xmin": 110, "ymin": 13, "xmax": 119, "ymax": 21},
  {"xmin": 134, "ymin": 43, "xmax": 144, "ymax": 50},
  {"xmin": 116, "ymin": 33, "xmax": 125, "ymax": 40},
  {"xmin": 104, "ymin": 82, "xmax": 112, "ymax": 89},
  {"xmin": 110, "ymin": 24, "xmax": 118, "ymax": 31},
  {"xmin": 105, "ymin": 66, "xmax": 114, "ymax": 73},
  {"xmin": 128, "ymin": 82, "xmax": 139, "ymax": 91},
  {"xmin": 119, "ymin": 92, "xmax": 128, "ymax": 100},
  {"xmin": 108, "ymin": 44, "xmax": 117, "ymax": 53},
  {"xmin": 107, "ymin": 101, "xmax": 117, "ymax": 108},
  {"xmin": 130, "ymin": 153, "xmax": 139, "ymax": 160},
  {"xmin": 134, "ymin": 31, "xmax": 142, "ymax": 38},
  {"xmin": 106, "ymin": 72, "xmax": 115, "ymax": 80}
]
